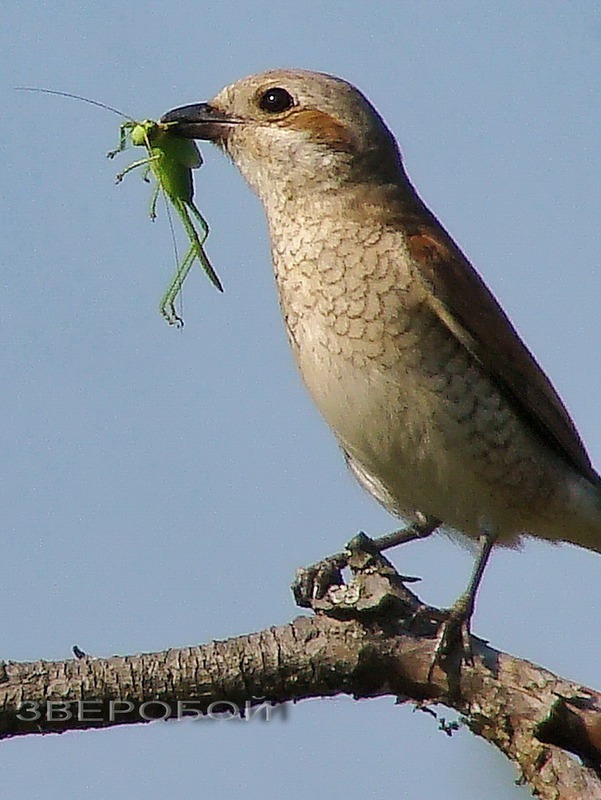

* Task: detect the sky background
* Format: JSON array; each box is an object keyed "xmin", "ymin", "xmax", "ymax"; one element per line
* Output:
[{"xmin": 2, "ymin": 2, "xmax": 600, "ymax": 798}]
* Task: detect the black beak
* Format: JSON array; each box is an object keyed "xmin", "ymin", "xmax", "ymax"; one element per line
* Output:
[{"xmin": 160, "ymin": 103, "xmax": 240, "ymax": 141}]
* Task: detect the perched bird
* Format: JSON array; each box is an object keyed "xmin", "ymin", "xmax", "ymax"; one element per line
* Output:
[{"xmin": 161, "ymin": 70, "xmax": 600, "ymax": 645}]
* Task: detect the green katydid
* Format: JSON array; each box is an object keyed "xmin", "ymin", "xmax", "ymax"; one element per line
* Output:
[{"xmin": 17, "ymin": 88, "xmax": 222, "ymax": 326}]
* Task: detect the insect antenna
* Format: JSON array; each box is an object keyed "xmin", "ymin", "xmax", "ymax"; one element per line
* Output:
[{"xmin": 15, "ymin": 87, "xmax": 132, "ymax": 120}]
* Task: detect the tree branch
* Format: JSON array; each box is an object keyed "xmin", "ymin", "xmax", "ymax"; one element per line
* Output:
[{"xmin": 1, "ymin": 538, "xmax": 599, "ymax": 799}]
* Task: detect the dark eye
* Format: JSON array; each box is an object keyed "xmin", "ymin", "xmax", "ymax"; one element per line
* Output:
[{"xmin": 258, "ymin": 87, "xmax": 295, "ymax": 113}]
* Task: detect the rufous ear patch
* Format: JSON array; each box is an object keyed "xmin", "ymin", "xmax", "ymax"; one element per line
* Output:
[{"xmin": 281, "ymin": 109, "xmax": 356, "ymax": 152}]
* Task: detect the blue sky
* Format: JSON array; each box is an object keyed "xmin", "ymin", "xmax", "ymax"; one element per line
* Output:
[{"xmin": 2, "ymin": 3, "xmax": 600, "ymax": 798}]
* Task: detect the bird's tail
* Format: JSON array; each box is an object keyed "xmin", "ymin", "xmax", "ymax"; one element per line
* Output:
[{"xmin": 560, "ymin": 476, "xmax": 601, "ymax": 554}]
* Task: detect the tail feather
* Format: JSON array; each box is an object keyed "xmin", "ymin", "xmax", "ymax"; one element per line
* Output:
[{"xmin": 562, "ymin": 476, "xmax": 601, "ymax": 554}]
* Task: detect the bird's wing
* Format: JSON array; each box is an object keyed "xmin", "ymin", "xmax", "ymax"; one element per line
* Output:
[{"xmin": 402, "ymin": 204, "xmax": 598, "ymax": 485}]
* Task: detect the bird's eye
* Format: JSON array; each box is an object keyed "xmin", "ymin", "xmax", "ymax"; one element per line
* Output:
[{"xmin": 258, "ymin": 87, "xmax": 295, "ymax": 113}]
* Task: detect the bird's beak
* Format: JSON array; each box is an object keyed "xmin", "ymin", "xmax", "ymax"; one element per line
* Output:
[{"xmin": 160, "ymin": 103, "xmax": 241, "ymax": 141}]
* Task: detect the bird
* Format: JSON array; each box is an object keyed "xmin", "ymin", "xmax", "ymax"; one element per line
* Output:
[{"xmin": 161, "ymin": 69, "xmax": 601, "ymax": 653}]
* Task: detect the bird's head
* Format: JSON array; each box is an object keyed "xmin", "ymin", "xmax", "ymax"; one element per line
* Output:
[{"xmin": 161, "ymin": 69, "xmax": 405, "ymax": 212}]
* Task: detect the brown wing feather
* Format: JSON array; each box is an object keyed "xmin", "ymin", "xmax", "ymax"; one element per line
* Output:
[{"xmin": 400, "ymin": 195, "xmax": 599, "ymax": 485}]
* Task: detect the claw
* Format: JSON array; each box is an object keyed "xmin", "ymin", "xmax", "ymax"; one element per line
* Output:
[
  {"xmin": 291, "ymin": 521, "xmax": 439, "ymax": 611},
  {"xmin": 292, "ymin": 557, "xmax": 346, "ymax": 608},
  {"xmin": 428, "ymin": 592, "xmax": 475, "ymax": 679},
  {"xmin": 427, "ymin": 525, "xmax": 497, "ymax": 680}
]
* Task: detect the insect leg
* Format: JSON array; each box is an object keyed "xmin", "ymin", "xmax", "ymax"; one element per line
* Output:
[
  {"xmin": 114, "ymin": 154, "xmax": 159, "ymax": 184},
  {"xmin": 185, "ymin": 199, "xmax": 210, "ymax": 239},
  {"xmin": 107, "ymin": 122, "xmax": 132, "ymax": 159},
  {"xmin": 159, "ymin": 245, "xmax": 197, "ymax": 326},
  {"xmin": 148, "ymin": 182, "xmax": 160, "ymax": 220},
  {"xmin": 174, "ymin": 199, "xmax": 223, "ymax": 291}
]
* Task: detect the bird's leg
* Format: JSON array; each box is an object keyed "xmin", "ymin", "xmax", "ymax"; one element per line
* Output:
[
  {"xmin": 429, "ymin": 526, "xmax": 497, "ymax": 675},
  {"xmin": 370, "ymin": 514, "xmax": 441, "ymax": 550},
  {"xmin": 292, "ymin": 515, "xmax": 440, "ymax": 608}
]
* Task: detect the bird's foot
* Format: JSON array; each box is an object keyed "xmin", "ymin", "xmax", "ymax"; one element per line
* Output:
[
  {"xmin": 291, "ymin": 531, "xmax": 424, "ymax": 611},
  {"xmin": 427, "ymin": 592, "xmax": 475, "ymax": 680},
  {"xmin": 292, "ymin": 532, "xmax": 425, "ymax": 621},
  {"xmin": 291, "ymin": 520, "xmax": 438, "ymax": 609},
  {"xmin": 292, "ymin": 554, "xmax": 347, "ymax": 608}
]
